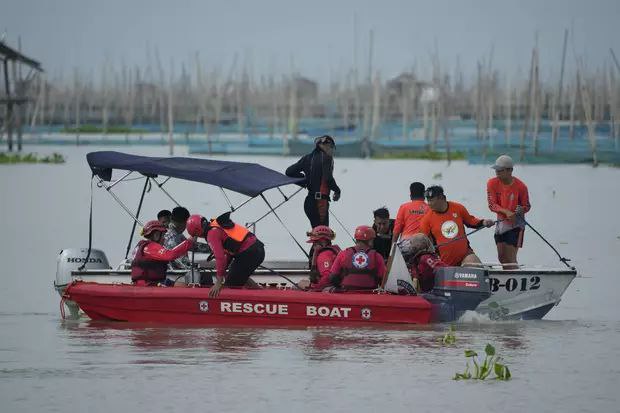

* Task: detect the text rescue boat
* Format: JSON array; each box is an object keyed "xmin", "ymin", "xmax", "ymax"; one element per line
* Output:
[{"xmin": 219, "ymin": 301, "xmax": 353, "ymax": 318}]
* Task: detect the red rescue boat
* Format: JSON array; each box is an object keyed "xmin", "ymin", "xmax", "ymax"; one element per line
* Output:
[{"xmin": 64, "ymin": 281, "xmax": 432, "ymax": 326}]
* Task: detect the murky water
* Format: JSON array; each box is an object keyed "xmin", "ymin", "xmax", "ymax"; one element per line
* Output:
[{"xmin": 1, "ymin": 146, "xmax": 619, "ymax": 412}]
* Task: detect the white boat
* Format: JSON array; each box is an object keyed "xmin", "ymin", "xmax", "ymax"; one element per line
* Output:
[{"xmin": 54, "ymin": 151, "xmax": 577, "ymax": 321}]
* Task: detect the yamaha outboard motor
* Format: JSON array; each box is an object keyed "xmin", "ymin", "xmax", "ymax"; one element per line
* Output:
[
  {"xmin": 55, "ymin": 248, "xmax": 111, "ymax": 294},
  {"xmin": 423, "ymin": 267, "xmax": 491, "ymax": 322}
]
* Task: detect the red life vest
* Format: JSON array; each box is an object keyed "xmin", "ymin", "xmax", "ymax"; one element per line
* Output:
[
  {"xmin": 131, "ymin": 240, "xmax": 168, "ymax": 284},
  {"xmin": 209, "ymin": 219, "xmax": 251, "ymax": 255},
  {"xmin": 309, "ymin": 244, "xmax": 341, "ymax": 283},
  {"xmin": 338, "ymin": 247, "xmax": 381, "ymax": 290},
  {"xmin": 409, "ymin": 252, "xmax": 446, "ymax": 292}
]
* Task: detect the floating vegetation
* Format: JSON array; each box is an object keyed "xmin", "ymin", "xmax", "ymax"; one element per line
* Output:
[
  {"xmin": 487, "ymin": 301, "xmax": 510, "ymax": 321},
  {"xmin": 432, "ymin": 172, "xmax": 443, "ymax": 179},
  {"xmin": 439, "ymin": 325, "xmax": 456, "ymax": 345},
  {"xmin": 0, "ymin": 152, "xmax": 65, "ymax": 164},
  {"xmin": 371, "ymin": 151, "xmax": 466, "ymax": 160},
  {"xmin": 61, "ymin": 125, "xmax": 147, "ymax": 134},
  {"xmin": 453, "ymin": 344, "xmax": 511, "ymax": 381}
]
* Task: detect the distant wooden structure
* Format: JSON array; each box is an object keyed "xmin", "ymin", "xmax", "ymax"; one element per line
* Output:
[{"xmin": 0, "ymin": 40, "xmax": 43, "ymax": 151}]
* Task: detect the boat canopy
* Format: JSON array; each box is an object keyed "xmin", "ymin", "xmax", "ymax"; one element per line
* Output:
[{"xmin": 87, "ymin": 151, "xmax": 304, "ymax": 197}]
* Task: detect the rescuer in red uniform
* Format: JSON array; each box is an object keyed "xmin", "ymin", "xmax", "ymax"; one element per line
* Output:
[
  {"xmin": 329, "ymin": 225, "xmax": 386, "ymax": 290},
  {"xmin": 131, "ymin": 220, "xmax": 194, "ymax": 286},
  {"xmin": 297, "ymin": 225, "xmax": 341, "ymax": 291},
  {"xmin": 187, "ymin": 212, "xmax": 264, "ymax": 298}
]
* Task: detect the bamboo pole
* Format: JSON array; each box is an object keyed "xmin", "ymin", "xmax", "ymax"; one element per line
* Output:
[
  {"xmin": 73, "ymin": 68, "xmax": 81, "ymax": 145},
  {"xmin": 370, "ymin": 72, "xmax": 380, "ymax": 140},
  {"xmin": 167, "ymin": 62, "xmax": 174, "ymax": 156},
  {"xmin": 552, "ymin": 29, "xmax": 569, "ymax": 148},
  {"xmin": 531, "ymin": 49, "xmax": 540, "ymax": 155},
  {"xmin": 578, "ymin": 64, "xmax": 598, "ymax": 165},
  {"xmin": 505, "ymin": 76, "xmax": 511, "ymax": 145},
  {"xmin": 520, "ymin": 48, "xmax": 536, "ymax": 160}
]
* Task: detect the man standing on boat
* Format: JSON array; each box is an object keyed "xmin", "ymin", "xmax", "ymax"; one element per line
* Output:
[
  {"xmin": 419, "ymin": 186, "xmax": 494, "ymax": 266},
  {"xmin": 131, "ymin": 220, "xmax": 194, "ymax": 286},
  {"xmin": 487, "ymin": 155, "xmax": 531, "ymax": 269},
  {"xmin": 285, "ymin": 135, "xmax": 341, "ymax": 228},
  {"xmin": 187, "ymin": 213, "xmax": 264, "ymax": 298},
  {"xmin": 392, "ymin": 182, "xmax": 429, "ymax": 242}
]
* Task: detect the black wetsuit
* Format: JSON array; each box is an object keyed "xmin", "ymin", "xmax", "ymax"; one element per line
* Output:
[{"xmin": 285, "ymin": 148, "xmax": 341, "ymax": 228}]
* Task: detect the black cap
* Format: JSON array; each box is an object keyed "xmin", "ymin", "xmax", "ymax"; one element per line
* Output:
[
  {"xmin": 424, "ymin": 185, "xmax": 445, "ymax": 199},
  {"xmin": 314, "ymin": 135, "xmax": 335, "ymax": 147}
]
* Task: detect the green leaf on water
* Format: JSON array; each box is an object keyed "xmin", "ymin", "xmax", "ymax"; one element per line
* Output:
[
  {"xmin": 485, "ymin": 344, "xmax": 496, "ymax": 356},
  {"xmin": 464, "ymin": 349, "xmax": 477, "ymax": 358}
]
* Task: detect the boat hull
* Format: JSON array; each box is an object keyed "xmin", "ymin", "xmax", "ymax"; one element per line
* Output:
[
  {"xmin": 64, "ymin": 282, "xmax": 432, "ymax": 326},
  {"xmin": 59, "ymin": 260, "xmax": 576, "ymax": 321}
]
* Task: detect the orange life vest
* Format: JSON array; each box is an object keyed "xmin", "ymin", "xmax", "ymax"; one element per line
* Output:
[{"xmin": 209, "ymin": 219, "xmax": 251, "ymax": 254}]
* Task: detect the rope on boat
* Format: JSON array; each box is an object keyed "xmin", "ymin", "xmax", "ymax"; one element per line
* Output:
[
  {"xmin": 258, "ymin": 265, "xmax": 302, "ymax": 290},
  {"xmin": 523, "ymin": 219, "xmax": 574, "ymax": 269},
  {"xmin": 59, "ymin": 295, "xmax": 67, "ymax": 320},
  {"xmin": 328, "ymin": 209, "xmax": 355, "ymax": 242},
  {"xmin": 260, "ymin": 194, "xmax": 310, "ymax": 259},
  {"xmin": 78, "ymin": 175, "xmax": 95, "ymax": 271},
  {"xmin": 434, "ymin": 218, "xmax": 509, "ymax": 249}
]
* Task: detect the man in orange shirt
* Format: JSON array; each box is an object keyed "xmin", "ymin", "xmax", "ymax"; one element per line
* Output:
[
  {"xmin": 419, "ymin": 186, "xmax": 494, "ymax": 266},
  {"xmin": 487, "ymin": 155, "xmax": 531, "ymax": 268},
  {"xmin": 392, "ymin": 182, "xmax": 429, "ymax": 242}
]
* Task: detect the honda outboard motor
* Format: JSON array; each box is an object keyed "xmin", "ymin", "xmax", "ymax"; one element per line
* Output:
[
  {"xmin": 423, "ymin": 267, "xmax": 491, "ymax": 322},
  {"xmin": 55, "ymin": 248, "xmax": 111, "ymax": 294}
]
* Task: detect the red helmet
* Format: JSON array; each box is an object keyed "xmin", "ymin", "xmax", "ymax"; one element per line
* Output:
[
  {"xmin": 354, "ymin": 225, "xmax": 376, "ymax": 241},
  {"xmin": 186, "ymin": 214, "xmax": 206, "ymax": 237},
  {"xmin": 141, "ymin": 220, "xmax": 167, "ymax": 237},
  {"xmin": 306, "ymin": 225, "xmax": 335, "ymax": 243}
]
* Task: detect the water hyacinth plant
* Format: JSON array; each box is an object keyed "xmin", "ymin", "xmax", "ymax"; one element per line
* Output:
[
  {"xmin": 453, "ymin": 344, "xmax": 511, "ymax": 381},
  {"xmin": 0, "ymin": 152, "xmax": 65, "ymax": 164},
  {"xmin": 439, "ymin": 325, "xmax": 456, "ymax": 345}
]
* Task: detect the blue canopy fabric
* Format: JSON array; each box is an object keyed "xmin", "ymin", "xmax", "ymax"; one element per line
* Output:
[{"xmin": 87, "ymin": 151, "xmax": 304, "ymax": 197}]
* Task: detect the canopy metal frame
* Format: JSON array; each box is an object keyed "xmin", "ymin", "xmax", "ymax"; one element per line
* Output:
[{"xmin": 84, "ymin": 170, "xmax": 309, "ymax": 263}]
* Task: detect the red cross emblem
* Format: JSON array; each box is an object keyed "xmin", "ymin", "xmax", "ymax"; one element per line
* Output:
[
  {"xmin": 199, "ymin": 301, "xmax": 209, "ymax": 312},
  {"xmin": 361, "ymin": 307, "xmax": 372, "ymax": 320},
  {"xmin": 352, "ymin": 251, "xmax": 369, "ymax": 269}
]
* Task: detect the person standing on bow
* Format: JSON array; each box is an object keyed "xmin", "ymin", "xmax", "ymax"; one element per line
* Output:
[
  {"xmin": 285, "ymin": 135, "xmax": 341, "ymax": 228},
  {"xmin": 131, "ymin": 220, "xmax": 194, "ymax": 286},
  {"xmin": 487, "ymin": 155, "xmax": 531, "ymax": 269},
  {"xmin": 186, "ymin": 213, "xmax": 264, "ymax": 298},
  {"xmin": 329, "ymin": 226, "xmax": 386, "ymax": 291},
  {"xmin": 419, "ymin": 186, "xmax": 494, "ymax": 267}
]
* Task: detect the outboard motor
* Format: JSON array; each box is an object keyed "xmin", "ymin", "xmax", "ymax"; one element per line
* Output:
[
  {"xmin": 55, "ymin": 248, "xmax": 111, "ymax": 295},
  {"xmin": 423, "ymin": 267, "xmax": 491, "ymax": 322}
]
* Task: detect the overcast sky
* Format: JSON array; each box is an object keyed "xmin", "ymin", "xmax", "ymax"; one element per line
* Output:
[{"xmin": 3, "ymin": 0, "xmax": 619, "ymax": 86}]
